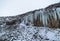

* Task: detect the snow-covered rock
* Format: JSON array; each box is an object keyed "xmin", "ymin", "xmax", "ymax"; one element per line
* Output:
[{"xmin": 0, "ymin": 22, "xmax": 60, "ymax": 41}]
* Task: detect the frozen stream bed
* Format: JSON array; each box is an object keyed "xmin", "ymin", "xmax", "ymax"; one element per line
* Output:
[{"xmin": 0, "ymin": 22, "xmax": 60, "ymax": 41}]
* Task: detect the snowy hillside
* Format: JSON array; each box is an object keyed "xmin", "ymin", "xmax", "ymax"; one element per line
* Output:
[{"xmin": 0, "ymin": 3, "xmax": 60, "ymax": 41}]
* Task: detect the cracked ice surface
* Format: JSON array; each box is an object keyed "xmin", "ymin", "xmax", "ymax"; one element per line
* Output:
[{"xmin": 0, "ymin": 23, "xmax": 60, "ymax": 41}]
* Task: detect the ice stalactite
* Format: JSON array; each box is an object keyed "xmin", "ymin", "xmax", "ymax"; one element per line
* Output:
[
  {"xmin": 9, "ymin": 3, "xmax": 59, "ymax": 28},
  {"xmin": 21, "ymin": 7, "xmax": 60, "ymax": 28}
]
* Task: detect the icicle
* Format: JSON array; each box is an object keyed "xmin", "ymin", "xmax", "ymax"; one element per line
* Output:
[{"xmin": 19, "ymin": 7, "xmax": 60, "ymax": 27}]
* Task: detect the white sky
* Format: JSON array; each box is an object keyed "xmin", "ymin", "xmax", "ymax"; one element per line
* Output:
[{"xmin": 0, "ymin": 0, "xmax": 60, "ymax": 16}]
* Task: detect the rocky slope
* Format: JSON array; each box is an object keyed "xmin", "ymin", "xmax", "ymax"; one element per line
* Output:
[{"xmin": 0, "ymin": 2, "xmax": 60, "ymax": 41}]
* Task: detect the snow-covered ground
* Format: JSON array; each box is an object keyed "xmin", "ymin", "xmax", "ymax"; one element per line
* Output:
[{"xmin": 0, "ymin": 22, "xmax": 60, "ymax": 41}]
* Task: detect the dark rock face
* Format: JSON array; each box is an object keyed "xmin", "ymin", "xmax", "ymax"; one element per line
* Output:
[
  {"xmin": 45, "ymin": 3, "xmax": 60, "ymax": 10},
  {"xmin": 6, "ymin": 20, "xmax": 17, "ymax": 25}
]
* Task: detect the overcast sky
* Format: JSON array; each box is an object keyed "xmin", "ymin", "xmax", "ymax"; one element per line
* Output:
[{"xmin": 0, "ymin": 0, "xmax": 60, "ymax": 16}]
